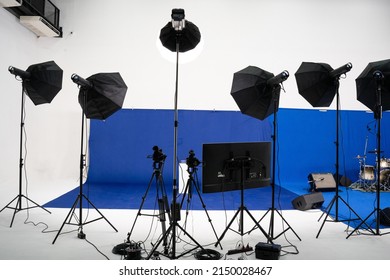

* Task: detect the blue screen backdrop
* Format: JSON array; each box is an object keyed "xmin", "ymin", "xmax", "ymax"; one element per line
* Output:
[
  {"xmin": 87, "ymin": 108, "xmax": 390, "ymax": 189},
  {"xmin": 44, "ymin": 108, "xmax": 390, "ymax": 226}
]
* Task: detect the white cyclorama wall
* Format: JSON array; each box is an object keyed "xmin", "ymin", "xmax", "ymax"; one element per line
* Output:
[{"xmin": 0, "ymin": 0, "xmax": 389, "ymax": 204}]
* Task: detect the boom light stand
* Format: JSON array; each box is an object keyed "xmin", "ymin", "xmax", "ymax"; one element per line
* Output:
[
  {"xmin": 295, "ymin": 62, "xmax": 366, "ymax": 237},
  {"xmin": 0, "ymin": 61, "xmax": 63, "ymax": 227},
  {"xmin": 146, "ymin": 9, "xmax": 208, "ymax": 259},
  {"xmin": 52, "ymin": 72, "xmax": 127, "ymax": 244}
]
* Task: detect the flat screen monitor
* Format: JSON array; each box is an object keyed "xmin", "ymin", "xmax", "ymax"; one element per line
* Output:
[{"xmin": 202, "ymin": 141, "xmax": 271, "ymax": 193}]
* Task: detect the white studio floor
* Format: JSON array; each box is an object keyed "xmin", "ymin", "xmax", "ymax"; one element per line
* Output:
[
  {"xmin": 0, "ymin": 199, "xmax": 389, "ymax": 261},
  {"xmin": 1, "ymin": 190, "xmax": 390, "ymax": 280}
]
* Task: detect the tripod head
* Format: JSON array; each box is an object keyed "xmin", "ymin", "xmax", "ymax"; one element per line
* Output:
[{"xmin": 186, "ymin": 150, "xmax": 200, "ymax": 174}]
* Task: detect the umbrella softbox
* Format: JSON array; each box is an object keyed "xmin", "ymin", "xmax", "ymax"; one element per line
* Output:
[{"xmin": 231, "ymin": 65, "xmax": 280, "ymax": 120}]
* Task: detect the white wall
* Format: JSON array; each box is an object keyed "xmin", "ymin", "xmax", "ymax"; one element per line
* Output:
[{"xmin": 0, "ymin": 0, "xmax": 389, "ymax": 202}]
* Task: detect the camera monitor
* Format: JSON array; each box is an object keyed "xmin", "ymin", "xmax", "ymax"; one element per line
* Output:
[{"xmin": 202, "ymin": 141, "xmax": 271, "ymax": 193}]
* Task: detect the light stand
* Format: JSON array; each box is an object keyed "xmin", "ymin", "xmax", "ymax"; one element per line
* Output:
[
  {"xmin": 52, "ymin": 85, "xmax": 118, "ymax": 244},
  {"xmin": 347, "ymin": 70, "xmax": 390, "ymax": 238},
  {"xmin": 146, "ymin": 9, "xmax": 206, "ymax": 259},
  {"xmin": 317, "ymin": 73, "xmax": 366, "ymax": 238},
  {"xmin": 215, "ymin": 157, "xmax": 273, "ymax": 247},
  {"xmin": 230, "ymin": 66, "xmax": 299, "ymax": 242},
  {"xmin": 294, "ymin": 62, "xmax": 365, "ymax": 237},
  {"xmin": 53, "ymin": 72, "xmax": 127, "ymax": 243},
  {"xmin": 1, "ymin": 62, "xmax": 63, "ymax": 227},
  {"xmin": 0, "ymin": 84, "xmax": 51, "ymax": 227},
  {"xmin": 256, "ymin": 78, "xmax": 301, "ymax": 241}
]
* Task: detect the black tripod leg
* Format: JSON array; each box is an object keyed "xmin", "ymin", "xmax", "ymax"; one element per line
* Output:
[
  {"xmin": 146, "ymin": 223, "xmax": 173, "ymax": 259},
  {"xmin": 175, "ymin": 223, "xmax": 212, "ymax": 259},
  {"xmin": 273, "ymin": 209, "xmax": 301, "ymax": 241},
  {"xmin": 338, "ymin": 195, "xmax": 373, "ymax": 232},
  {"xmin": 1, "ymin": 194, "xmax": 51, "ymax": 227},
  {"xmin": 0, "ymin": 196, "xmax": 19, "ymax": 213},
  {"xmin": 9, "ymin": 196, "xmax": 21, "ymax": 228},
  {"xmin": 192, "ymin": 181, "xmax": 222, "ymax": 249},
  {"xmin": 52, "ymin": 195, "xmax": 81, "ymax": 244},
  {"xmin": 215, "ymin": 208, "xmax": 241, "ymax": 248},
  {"xmin": 346, "ymin": 209, "xmax": 377, "ymax": 239},
  {"xmin": 179, "ymin": 179, "xmax": 190, "ymax": 210},
  {"xmin": 248, "ymin": 208, "xmax": 271, "ymax": 234},
  {"xmin": 244, "ymin": 207, "xmax": 273, "ymax": 244},
  {"xmin": 82, "ymin": 194, "xmax": 117, "ymax": 232},
  {"xmin": 21, "ymin": 194, "xmax": 51, "ymax": 214},
  {"xmin": 128, "ymin": 174, "xmax": 155, "ymax": 240},
  {"xmin": 318, "ymin": 195, "xmax": 335, "ymax": 222},
  {"xmin": 316, "ymin": 196, "xmax": 336, "ymax": 238}
]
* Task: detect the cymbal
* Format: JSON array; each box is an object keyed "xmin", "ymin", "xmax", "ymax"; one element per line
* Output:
[{"xmin": 368, "ymin": 150, "xmax": 384, "ymax": 154}]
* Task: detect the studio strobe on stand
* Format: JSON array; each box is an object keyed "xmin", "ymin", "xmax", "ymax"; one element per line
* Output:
[
  {"xmin": 146, "ymin": 9, "xmax": 210, "ymax": 259},
  {"xmin": 52, "ymin": 72, "xmax": 127, "ymax": 244},
  {"xmin": 0, "ymin": 61, "xmax": 63, "ymax": 227}
]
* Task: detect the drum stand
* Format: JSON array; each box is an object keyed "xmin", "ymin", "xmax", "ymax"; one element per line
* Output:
[
  {"xmin": 350, "ymin": 155, "xmax": 375, "ymax": 192},
  {"xmin": 179, "ymin": 165, "xmax": 222, "ymax": 249}
]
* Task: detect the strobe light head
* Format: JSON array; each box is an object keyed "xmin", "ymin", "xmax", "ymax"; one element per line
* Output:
[
  {"xmin": 8, "ymin": 66, "xmax": 31, "ymax": 80},
  {"xmin": 329, "ymin": 62, "xmax": 352, "ymax": 79},
  {"xmin": 171, "ymin": 8, "xmax": 185, "ymax": 31},
  {"xmin": 267, "ymin": 70, "xmax": 289, "ymax": 87},
  {"xmin": 373, "ymin": 70, "xmax": 384, "ymax": 80},
  {"xmin": 71, "ymin": 73, "xmax": 92, "ymax": 89}
]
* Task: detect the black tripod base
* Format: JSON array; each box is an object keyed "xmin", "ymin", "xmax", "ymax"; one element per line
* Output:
[
  {"xmin": 0, "ymin": 194, "xmax": 51, "ymax": 227},
  {"xmin": 146, "ymin": 221, "xmax": 208, "ymax": 260},
  {"xmin": 346, "ymin": 208, "xmax": 390, "ymax": 238},
  {"xmin": 52, "ymin": 193, "xmax": 117, "ymax": 244},
  {"xmin": 316, "ymin": 194, "xmax": 367, "ymax": 238},
  {"xmin": 257, "ymin": 208, "xmax": 301, "ymax": 241},
  {"xmin": 215, "ymin": 206, "xmax": 273, "ymax": 248}
]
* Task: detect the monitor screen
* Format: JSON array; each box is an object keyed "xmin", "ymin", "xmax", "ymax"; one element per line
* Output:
[{"xmin": 202, "ymin": 141, "xmax": 271, "ymax": 193}]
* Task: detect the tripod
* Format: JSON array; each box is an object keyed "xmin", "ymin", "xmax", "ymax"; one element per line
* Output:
[
  {"xmin": 254, "ymin": 86, "xmax": 301, "ymax": 241},
  {"xmin": 215, "ymin": 157, "xmax": 273, "ymax": 248},
  {"xmin": 52, "ymin": 89, "xmax": 117, "ymax": 244},
  {"xmin": 0, "ymin": 85, "xmax": 51, "ymax": 227},
  {"xmin": 179, "ymin": 161, "xmax": 221, "ymax": 249},
  {"xmin": 127, "ymin": 158, "xmax": 171, "ymax": 249},
  {"xmin": 317, "ymin": 78, "xmax": 365, "ymax": 238},
  {"xmin": 346, "ymin": 71, "xmax": 390, "ymax": 238}
]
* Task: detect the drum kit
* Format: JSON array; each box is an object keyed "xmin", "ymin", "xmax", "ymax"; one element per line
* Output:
[{"xmin": 351, "ymin": 150, "xmax": 390, "ymax": 192}]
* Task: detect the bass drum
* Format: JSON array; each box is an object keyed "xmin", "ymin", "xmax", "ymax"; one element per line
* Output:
[
  {"xmin": 380, "ymin": 158, "xmax": 390, "ymax": 169},
  {"xmin": 360, "ymin": 165, "xmax": 375, "ymax": 181},
  {"xmin": 380, "ymin": 169, "xmax": 390, "ymax": 185}
]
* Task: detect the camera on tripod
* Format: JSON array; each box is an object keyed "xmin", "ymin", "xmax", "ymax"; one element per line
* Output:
[
  {"xmin": 186, "ymin": 150, "xmax": 200, "ymax": 171},
  {"xmin": 151, "ymin": 146, "xmax": 167, "ymax": 170}
]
